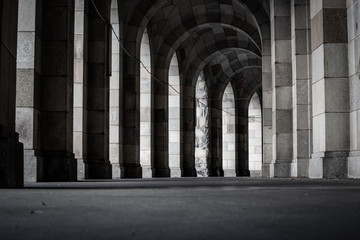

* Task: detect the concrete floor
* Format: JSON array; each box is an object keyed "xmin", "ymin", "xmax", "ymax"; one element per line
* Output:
[{"xmin": 1, "ymin": 178, "xmax": 360, "ymax": 240}]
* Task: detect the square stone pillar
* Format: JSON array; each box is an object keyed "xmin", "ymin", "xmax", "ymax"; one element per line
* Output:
[
  {"xmin": 182, "ymin": 84, "xmax": 197, "ymax": 177},
  {"xmin": 262, "ymin": 31, "xmax": 273, "ymax": 177},
  {"xmin": 153, "ymin": 67, "xmax": 171, "ymax": 178},
  {"xmin": 121, "ymin": 41, "xmax": 142, "ymax": 178},
  {"xmin": 270, "ymin": 0, "xmax": 294, "ymax": 177},
  {"xmin": 290, "ymin": 0, "xmax": 312, "ymax": 177},
  {"xmin": 309, "ymin": 0, "xmax": 349, "ymax": 178},
  {"xmin": 0, "ymin": 0, "xmax": 24, "ymax": 188},
  {"xmin": 84, "ymin": 0, "xmax": 112, "ymax": 179},
  {"xmin": 347, "ymin": 0, "xmax": 360, "ymax": 178},
  {"xmin": 36, "ymin": 0, "xmax": 77, "ymax": 181}
]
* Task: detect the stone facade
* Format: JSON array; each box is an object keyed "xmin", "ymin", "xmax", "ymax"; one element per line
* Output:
[{"xmin": 1, "ymin": 0, "xmax": 360, "ymax": 187}]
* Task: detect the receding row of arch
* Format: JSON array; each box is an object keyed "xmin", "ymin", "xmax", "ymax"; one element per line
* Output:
[{"xmin": 12, "ymin": 0, "xmax": 267, "ymax": 181}]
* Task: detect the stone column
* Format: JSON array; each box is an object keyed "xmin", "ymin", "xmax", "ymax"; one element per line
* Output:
[
  {"xmin": 85, "ymin": 0, "xmax": 112, "ymax": 179},
  {"xmin": 235, "ymin": 99, "xmax": 250, "ymax": 177},
  {"xmin": 153, "ymin": 66, "xmax": 170, "ymax": 177},
  {"xmin": 270, "ymin": 0, "xmax": 294, "ymax": 177},
  {"xmin": 262, "ymin": 40, "xmax": 273, "ymax": 177},
  {"xmin": 168, "ymin": 53, "xmax": 182, "ymax": 177},
  {"xmin": 209, "ymin": 99, "xmax": 223, "ymax": 177},
  {"xmin": 121, "ymin": 29, "xmax": 142, "ymax": 178},
  {"xmin": 16, "ymin": 0, "xmax": 41, "ymax": 182},
  {"xmin": 309, "ymin": 0, "xmax": 349, "ymax": 178},
  {"xmin": 291, "ymin": 0, "xmax": 312, "ymax": 177},
  {"xmin": 37, "ymin": 0, "xmax": 77, "ymax": 181},
  {"xmin": 347, "ymin": 0, "xmax": 360, "ymax": 178},
  {"xmin": 0, "ymin": 0, "xmax": 24, "ymax": 188},
  {"xmin": 195, "ymin": 71, "xmax": 211, "ymax": 177},
  {"xmin": 182, "ymin": 82, "xmax": 197, "ymax": 177}
]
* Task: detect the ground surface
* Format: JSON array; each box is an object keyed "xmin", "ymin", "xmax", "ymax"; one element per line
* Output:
[{"xmin": 1, "ymin": 178, "xmax": 360, "ymax": 240}]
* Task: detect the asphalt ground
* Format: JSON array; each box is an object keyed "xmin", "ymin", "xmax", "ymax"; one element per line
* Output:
[{"xmin": 1, "ymin": 178, "xmax": 360, "ymax": 240}]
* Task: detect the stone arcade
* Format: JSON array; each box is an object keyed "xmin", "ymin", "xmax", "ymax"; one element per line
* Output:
[
  {"xmin": 0, "ymin": 0, "xmax": 360, "ymax": 187},
  {"xmin": 1, "ymin": 0, "xmax": 359, "ymax": 186},
  {"xmin": 1, "ymin": 1, "xmax": 360, "ymax": 239}
]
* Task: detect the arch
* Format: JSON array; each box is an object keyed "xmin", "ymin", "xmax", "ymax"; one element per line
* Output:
[
  {"xmin": 248, "ymin": 92, "xmax": 262, "ymax": 177},
  {"xmin": 157, "ymin": 23, "xmax": 261, "ymax": 72},
  {"xmin": 222, "ymin": 83, "xmax": 236, "ymax": 177},
  {"xmin": 140, "ymin": 29, "xmax": 153, "ymax": 178},
  {"xmin": 168, "ymin": 53, "xmax": 182, "ymax": 177}
]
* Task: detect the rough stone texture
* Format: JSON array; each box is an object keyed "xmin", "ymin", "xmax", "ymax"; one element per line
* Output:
[
  {"xmin": 195, "ymin": 72, "xmax": 211, "ymax": 177},
  {"xmin": 310, "ymin": 3, "xmax": 350, "ymax": 179},
  {"xmin": 15, "ymin": 0, "xmax": 40, "ymax": 183}
]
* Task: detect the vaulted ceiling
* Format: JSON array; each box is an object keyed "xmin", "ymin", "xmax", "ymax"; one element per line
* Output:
[{"xmin": 119, "ymin": 0, "xmax": 270, "ymax": 101}]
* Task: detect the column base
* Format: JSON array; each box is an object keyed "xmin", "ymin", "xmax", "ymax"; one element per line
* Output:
[
  {"xmin": 154, "ymin": 167, "xmax": 170, "ymax": 177},
  {"xmin": 170, "ymin": 167, "xmax": 183, "ymax": 178},
  {"xmin": 142, "ymin": 166, "xmax": 154, "ymax": 178},
  {"xmin": 85, "ymin": 162, "xmax": 112, "ymax": 179},
  {"xmin": 0, "ymin": 126, "xmax": 24, "ymax": 188},
  {"xmin": 183, "ymin": 167, "xmax": 197, "ymax": 177},
  {"xmin": 273, "ymin": 161, "xmax": 292, "ymax": 177},
  {"xmin": 24, "ymin": 150, "xmax": 37, "ymax": 182},
  {"xmin": 296, "ymin": 158, "xmax": 310, "ymax": 178},
  {"xmin": 348, "ymin": 151, "xmax": 360, "ymax": 178},
  {"xmin": 77, "ymin": 159, "xmax": 85, "ymax": 180},
  {"xmin": 237, "ymin": 169, "xmax": 250, "ymax": 177},
  {"xmin": 309, "ymin": 151, "xmax": 348, "ymax": 179},
  {"xmin": 36, "ymin": 151, "xmax": 77, "ymax": 182},
  {"xmin": 250, "ymin": 170, "xmax": 262, "ymax": 177},
  {"xmin": 111, "ymin": 163, "xmax": 121, "ymax": 179},
  {"xmin": 120, "ymin": 164, "xmax": 142, "ymax": 178},
  {"xmin": 223, "ymin": 169, "xmax": 236, "ymax": 177},
  {"xmin": 262, "ymin": 164, "xmax": 271, "ymax": 178},
  {"xmin": 209, "ymin": 168, "xmax": 224, "ymax": 177}
]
